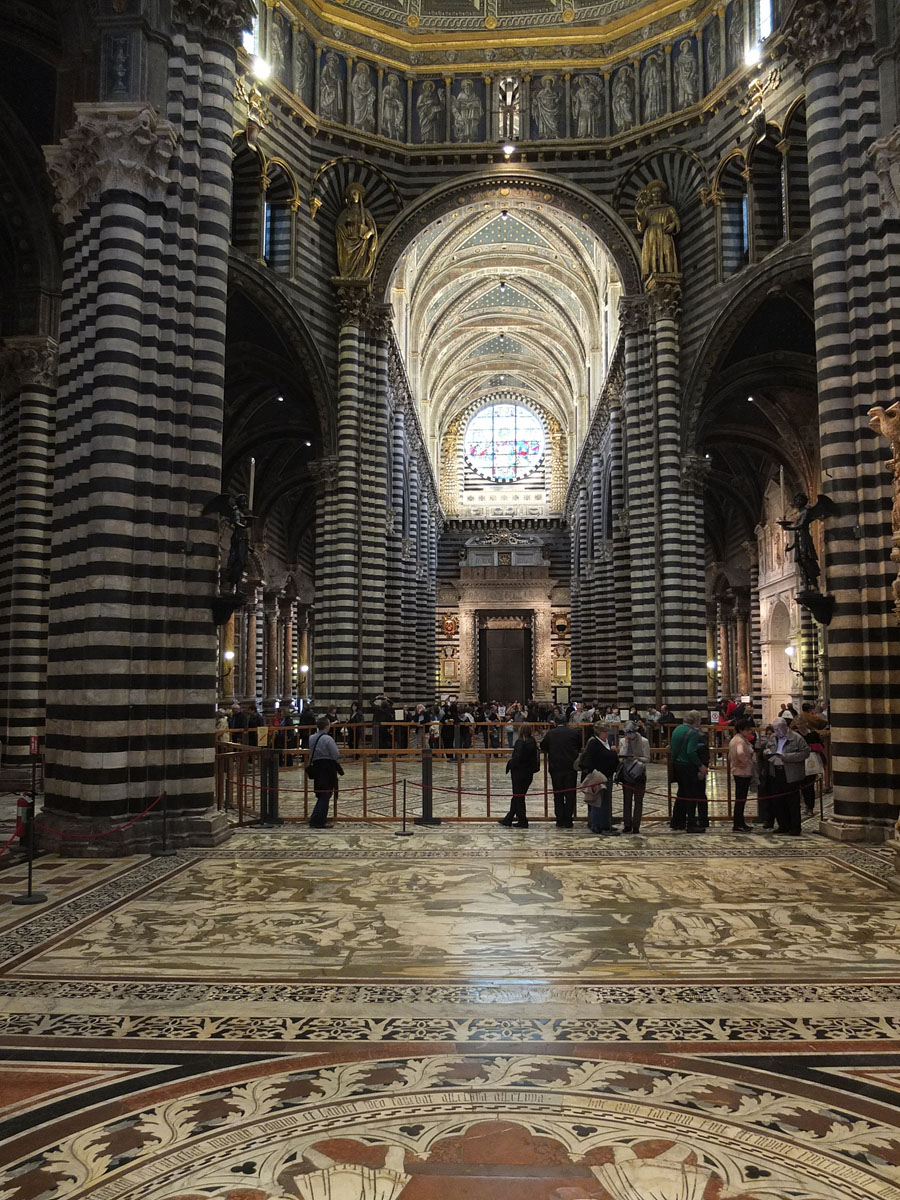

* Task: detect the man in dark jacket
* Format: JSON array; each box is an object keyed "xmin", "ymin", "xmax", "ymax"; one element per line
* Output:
[
  {"xmin": 669, "ymin": 710, "xmax": 709, "ymax": 832},
  {"xmin": 541, "ymin": 715, "xmax": 582, "ymax": 828},
  {"xmin": 307, "ymin": 714, "xmax": 343, "ymax": 828}
]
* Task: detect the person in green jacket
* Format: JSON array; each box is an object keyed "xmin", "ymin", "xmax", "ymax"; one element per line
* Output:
[{"xmin": 669, "ymin": 710, "xmax": 709, "ymax": 833}]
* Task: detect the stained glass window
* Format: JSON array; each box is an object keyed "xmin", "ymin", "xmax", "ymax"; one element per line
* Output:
[{"xmin": 464, "ymin": 402, "xmax": 545, "ymax": 483}]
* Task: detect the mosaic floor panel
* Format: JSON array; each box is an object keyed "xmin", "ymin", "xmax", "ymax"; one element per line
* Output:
[{"xmin": 2, "ymin": 822, "xmax": 900, "ymax": 1198}]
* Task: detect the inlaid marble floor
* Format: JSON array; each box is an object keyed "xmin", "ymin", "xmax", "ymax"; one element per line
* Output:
[{"xmin": 2, "ymin": 823, "xmax": 900, "ymax": 1200}]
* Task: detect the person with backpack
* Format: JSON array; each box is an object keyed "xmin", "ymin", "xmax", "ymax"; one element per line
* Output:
[{"xmin": 617, "ymin": 720, "xmax": 650, "ymax": 834}]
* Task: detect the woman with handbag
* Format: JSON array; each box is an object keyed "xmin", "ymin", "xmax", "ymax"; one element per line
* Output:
[
  {"xmin": 498, "ymin": 722, "xmax": 540, "ymax": 828},
  {"xmin": 617, "ymin": 721, "xmax": 650, "ymax": 834},
  {"xmin": 580, "ymin": 722, "xmax": 620, "ymax": 835}
]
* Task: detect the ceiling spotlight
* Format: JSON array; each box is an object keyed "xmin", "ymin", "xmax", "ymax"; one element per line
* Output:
[
  {"xmin": 501, "ymin": 209, "xmax": 509, "ymax": 221},
  {"xmin": 747, "ymin": 395, "xmax": 754, "ymax": 402},
  {"xmin": 499, "ymin": 332, "xmax": 505, "ymax": 339},
  {"xmin": 499, "ymin": 280, "xmax": 507, "ymax": 291},
  {"xmin": 304, "ymin": 440, "xmax": 312, "ymax": 447},
  {"xmin": 252, "ymin": 55, "xmax": 272, "ymax": 81},
  {"xmin": 704, "ymin": 453, "xmax": 711, "ymax": 460},
  {"xmin": 499, "ymin": 374, "xmax": 505, "ymax": 380},
  {"xmin": 502, "ymin": 142, "xmax": 516, "ymax": 158},
  {"xmin": 277, "ymin": 395, "xmax": 284, "ymax": 402}
]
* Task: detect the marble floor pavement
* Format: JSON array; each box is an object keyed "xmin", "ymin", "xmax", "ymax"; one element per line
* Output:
[{"xmin": 1, "ymin": 816, "xmax": 900, "ymax": 1199}]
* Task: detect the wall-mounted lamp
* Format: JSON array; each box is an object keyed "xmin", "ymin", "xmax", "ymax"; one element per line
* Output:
[
  {"xmin": 706, "ymin": 659, "xmax": 719, "ymax": 671},
  {"xmin": 784, "ymin": 645, "xmax": 802, "ymax": 676}
]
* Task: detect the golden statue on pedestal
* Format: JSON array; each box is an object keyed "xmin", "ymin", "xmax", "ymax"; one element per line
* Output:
[
  {"xmin": 635, "ymin": 178, "xmax": 680, "ymax": 279},
  {"xmin": 335, "ymin": 182, "xmax": 378, "ymax": 280},
  {"xmin": 868, "ymin": 400, "xmax": 900, "ymax": 623}
]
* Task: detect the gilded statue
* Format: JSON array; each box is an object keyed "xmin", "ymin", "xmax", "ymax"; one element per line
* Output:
[
  {"xmin": 635, "ymin": 178, "xmax": 680, "ymax": 278},
  {"xmin": 335, "ymin": 183, "xmax": 378, "ymax": 280},
  {"xmin": 868, "ymin": 400, "xmax": 900, "ymax": 620}
]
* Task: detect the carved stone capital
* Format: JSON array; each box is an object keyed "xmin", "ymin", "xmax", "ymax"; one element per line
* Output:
[
  {"xmin": 612, "ymin": 508, "xmax": 630, "ymax": 538},
  {"xmin": 595, "ymin": 538, "xmax": 614, "ymax": 563},
  {"xmin": 402, "ymin": 536, "xmax": 415, "ymax": 561},
  {"xmin": 783, "ymin": 0, "xmax": 871, "ymax": 74},
  {"xmin": 870, "ymin": 124, "xmax": 900, "ymax": 221},
  {"xmin": 0, "ymin": 337, "xmax": 58, "ymax": 395},
  {"xmin": 369, "ymin": 303, "xmax": 394, "ymax": 341},
  {"xmin": 172, "ymin": 0, "xmax": 257, "ymax": 41},
  {"xmin": 332, "ymin": 278, "xmax": 372, "ymax": 327},
  {"xmin": 743, "ymin": 537, "xmax": 760, "ymax": 568},
  {"xmin": 617, "ymin": 294, "xmax": 650, "ymax": 335},
  {"xmin": 681, "ymin": 453, "xmax": 713, "ymax": 491},
  {"xmin": 308, "ymin": 454, "xmax": 339, "ymax": 494},
  {"xmin": 646, "ymin": 279, "xmax": 682, "ymax": 323},
  {"xmin": 44, "ymin": 103, "xmax": 177, "ymax": 226}
]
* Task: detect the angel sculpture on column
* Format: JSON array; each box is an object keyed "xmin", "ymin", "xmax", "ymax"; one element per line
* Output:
[{"xmin": 868, "ymin": 400, "xmax": 900, "ymax": 621}]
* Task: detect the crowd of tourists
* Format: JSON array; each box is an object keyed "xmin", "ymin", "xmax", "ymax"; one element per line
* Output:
[{"xmin": 267, "ymin": 691, "xmax": 828, "ymax": 834}]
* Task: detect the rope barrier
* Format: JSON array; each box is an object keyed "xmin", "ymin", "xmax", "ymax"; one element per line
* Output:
[
  {"xmin": 33, "ymin": 793, "xmax": 163, "ymax": 841},
  {"xmin": 0, "ymin": 799, "xmax": 26, "ymax": 858},
  {"xmin": 406, "ymin": 779, "xmax": 810, "ymax": 802}
]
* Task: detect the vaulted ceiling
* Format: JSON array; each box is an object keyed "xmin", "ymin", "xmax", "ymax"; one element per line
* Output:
[{"xmin": 389, "ymin": 199, "xmax": 619, "ymax": 469}]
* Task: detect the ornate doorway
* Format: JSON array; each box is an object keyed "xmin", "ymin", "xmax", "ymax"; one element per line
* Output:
[{"xmin": 478, "ymin": 613, "xmax": 533, "ymax": 703}]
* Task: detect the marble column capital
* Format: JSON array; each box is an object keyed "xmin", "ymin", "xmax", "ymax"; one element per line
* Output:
[
  {"xmin": 783, "ymin": 0, "xmax": 871, "ymax": 74},
  {"xmin": 332, "ymin": 278, "xmax": 373, "ymax": 327},
  {"xmin": 0, "ymin": 336, "xmax": 58, "ymax": 395},
  {"xmin": 172, "ymin": 0, "xmax": 258, "ymax": 41},
  {"xmin": 617, "ymin": 293, "xmax": 650, "ymax": 335},
  {"xmin": 308, "ymin": 454, "xmax": 339, "ymax": 494},
  {"xmin": 681, "ymin": 453, "xmax": 712, "ymax": 491},
  {"xmin": 44, "ymin": 103, "xmax": 178, "ymax": 226},
  {"xmin": 646, "ymin": 279, "xmax": 682, "ymax": 324},
  {"xmin": 369, "ymin": 303, "xmax": 394, "ymax": 341},
  {"xmin": 870, "ymin": 124, "xmax": 900, "ymax": 221}
]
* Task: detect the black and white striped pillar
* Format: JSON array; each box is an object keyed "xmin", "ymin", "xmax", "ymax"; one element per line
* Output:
[{"xmin": 0, "ymin": 337, "xmax": 57, "ymax": 763}]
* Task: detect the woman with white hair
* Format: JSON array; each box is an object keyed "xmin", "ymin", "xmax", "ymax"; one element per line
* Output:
[
  {"xmin": 763, "ymin": 716, "xmax": 810, "ymax": 836},
  {"xmin": 617, "ymin": 721, "xmax": 650, "ymax": 834}
]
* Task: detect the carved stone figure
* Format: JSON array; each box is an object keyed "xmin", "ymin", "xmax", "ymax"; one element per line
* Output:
[
  {"xmin": 635, "ymin": 178, "xmax": 681, "ymax": 278},
  {"xmin": 777, "ymin": 492, "xmax": 837, "ymax": 592},
  {"xmin": 269, "ymin": 15, "xmax": 287, "ymax": 79},
  {"xmin": 612, "ymin": 66, "xmax": 635, "ymax": 131},
  {"xmin": 674, "ymin": 39, "xmax": 698, "ymax": 109},
  {"xmin": 350, "ymin": 62, "xmax": 376, "ymax": 133},
  {"xmin": 417, "ymin": 79, "xmax": 442, "ymax": 142},
  {"xmin": 868, "ymin": 401, "xmax": 900, "ymax": 621},
  {"xmin": 203, "ymin": 493, "xmax": 251, "ymax": 589},
  {"xmin": 782, "ymin": 0, "xmax": 871, "ymax": 75},
  {"xmin": 319, "ymin": 51, "xmax": 344, "ymax": 123},
  {"xmin": 335, "ymin": 183, "xmax": 378, "ymax": 280},
  {"xmin": 728, "ymin": 0, "xmax": 745, "ymax": 68},
  {"xmin": 642, "ymin": 53, "xmax": 665, "ymax": 122},
  {"xmin": 572, "ymin": 75, "xmax": 602, "ymax": 138},
  {"xmin": 531, "ymin": 76, "xmax": 560, "ymax": 138},
  {"xmin": 706, "ymin": 21, "xmax": 722, "ymax": 90},
  {"xmin": 869, "ymin": 123, "xmax": 900, "ymax": 220},
  {"xmin": 452, "ymin": 78, "xmax": 483, "ymax": 142},
  {"xmin": 497, "ymin": 75, "xmax": 519, "ymax": 141},
  {"xmin": 381, "ymin": 72, "xmax": 404, "ymax": 140}
]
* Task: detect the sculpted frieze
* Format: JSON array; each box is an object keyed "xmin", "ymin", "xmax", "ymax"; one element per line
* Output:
[
  {"xmin": 783, "ymin": 0, "xmax": 871, "ymax": 73},
  {"xmin": 0, "ymin": 337, "xmax": 58, "ymax": 395}
]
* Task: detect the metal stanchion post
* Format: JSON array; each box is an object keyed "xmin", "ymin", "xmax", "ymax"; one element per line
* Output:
[
  {"xmin": 395, "ymin": 778, "xmax": 413, "ymax": 837},
  {"xmin": 12, "ymin": 754, "xmax": 47, "ymax": 905},
  {"xmin": 151, "ymin": 791, "xmax": 177, "ymax": 858},
  {"xmin": 415, "ymin": 744, "xmax": 440, "ymax": 825}
]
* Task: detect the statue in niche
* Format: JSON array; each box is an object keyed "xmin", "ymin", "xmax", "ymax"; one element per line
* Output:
[
  {"xmin": 635, "ymin": 178, "xmax": 681, "ymax": 277},
  {"xmin": 319, "ymin": 51, "xmax": 344, "ymax": 123},
  {"xmin": 728, "ymin": 0, "xmax": 745, "ymax": 67},
  {"xmin": 417, "ymin": 80, "xmax": 443, "ymax": 142},
  {"xmin": 293, "ymin": 34, "xmax": 309, "ymax": 98},
  {"xmin": 270, "ymin": 15, "xmax": 287, "ymax": 79},
  {"xmin": 532, "ymin": 75, "xmax": 560, "ymax": 138},
  {"xmin": 452, "ymin": 78, "xmax": 483, "ymax": 142},
  {"xmin": 674, "ymin": 40, "xmax": 698, "ymax": 108},
  {"xmin": 612, "ymin": 65, "xmax": 635, "ymax": 131},
  {"xmin": 350, "ymin": 62, "xmax": 376, "ymax": 132},
  {"xmin": 642, "ymin": 53, "xmax": 665, "ymax": 122},
  {"xmin": 572, "ymin": 75, "xmax": 602, "ymax": 138},
  {"xmin": 497, "ymin": 75, "xmax": 519, "ymax": 140},
  {"xmin": 335, "ymin": 183, "xmax": 378, "ymax": 280},
  {"xmin": 706, "ymin": 22, "xmax": 722, "ymax": 90},
  {"xmin": 381, "ymin": 73, "xmax": 404, "ymax": 140},
  {"xmin": 777, "ymin": 492, "xmax": 837, "ymax": 592}
]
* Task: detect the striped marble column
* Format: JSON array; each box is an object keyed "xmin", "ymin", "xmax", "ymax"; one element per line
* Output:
[
  {"xmin": 786, "ymin": 0, "xmax": 900, "ymax": 838},
  {"xmin": 402, "ymin": 453, "xmax": 421, "ymax": 702},
  {"xmin": 609, "ymin": 396, "xmax": 632, "ymax": 705},
  {"xmin": 0, "ymin": 338, "xmax": 57, "ymax": 762},
  {"xmin": 568, "ymin": 486, "xmax": 587, "ymax": 703},
  {"xmin": 360, "ymin": 317, "xmax": 389, "ymax": 701},
  {"xmin": 315, "ymin": 284, "xmax": 368, "ymax": 708},
  {"xmin": 680, "ymin": 455, "xmax": 713, "ymax": 710},
  {"xmin": 618, "ymin": 294, "xmax": 655, "ymax": 708},
  {"xmin": 384, "ymin": 403, "xmax": 406, "ymax": 698},
  {"xmin": 746, "ymin": 541, "xmax": 763, "ymax": 712},
  {"xmin": 800, "ymin": 605, "xmax": 819, "ymax": 704}
]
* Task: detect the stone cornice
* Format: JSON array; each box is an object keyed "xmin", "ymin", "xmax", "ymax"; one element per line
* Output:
[
  {"xmin": 782, "ymin": 0, "xmax": 872, "ymax": 74},
  {"xmin": 44, "ymin": 103, "xmax": 177, "ymax": 226},
  {"xmin": 0, "ymin": 336, "xmax": 58, "ymax": 395},
  {"xmin": 172, "ymin": 0, "xmax": 257, "ymax": 41}
]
